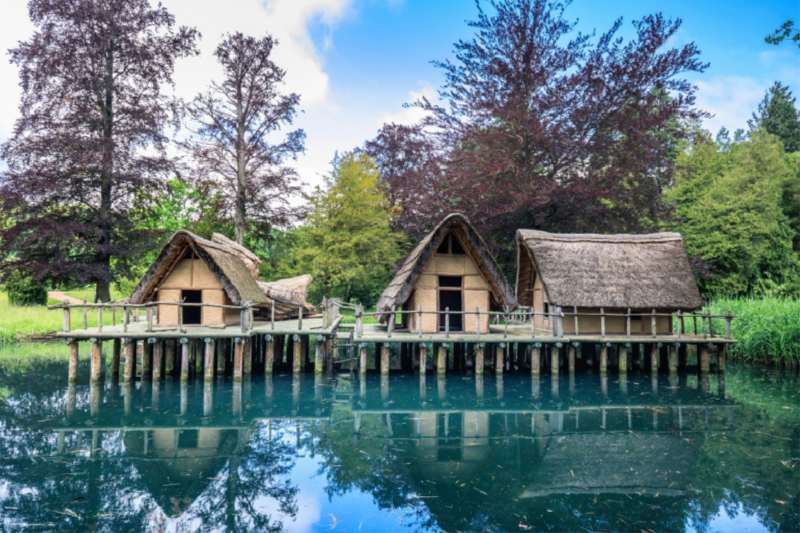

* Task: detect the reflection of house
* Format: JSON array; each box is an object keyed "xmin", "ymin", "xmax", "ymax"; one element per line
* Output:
[
  {"xmin": 129, "ymin": 231, "xmax": 314, "ymax": 326},
  {"xmin": 124, "ymin": 428, "xmax": 242, "ymax": 517},
  {"xmin": 515, "ymin": 231, "xmax": 702, "ymax": 334},
  {"xmin": 376, "ymin": 214, "xmax": 516, "ymax": 333}
]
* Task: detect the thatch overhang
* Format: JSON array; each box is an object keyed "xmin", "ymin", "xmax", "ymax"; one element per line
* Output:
[
  {"xmin": 516, "ymin": 230, "xmax": 702, "ymax": 310},
  {"xmin": 129, "ymin": 230, "xmax": 268, "ymax": 306},
  {"xmin": 257, "ymin": 274, "xmax": 317, "ymax": 318},
  {"xmin": 376, "ymin": 213, "xmax": 516, "ymax": 321}
]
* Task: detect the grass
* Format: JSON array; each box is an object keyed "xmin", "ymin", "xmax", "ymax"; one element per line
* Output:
[
  {"xmin": 0, "ymin": 291, "xmax": 136, "ymax": 344},
  {"xmin": 706, "ymin": 297, "xmax": 799, "ymax": 367}
]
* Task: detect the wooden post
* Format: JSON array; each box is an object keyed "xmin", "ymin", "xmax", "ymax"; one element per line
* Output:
[
  {"xmin": 725, "ymin": 310, "xmax": 732, "ymax": 340},
  {"xmin": 699, "ymin": 344, "xmax": 710, "ymax": 373},
  {"xmin": 573, "ymin": 305, "xmax": 579, "ymax": 336},
  {"xmin": 651, "ymin": 308, "xmax": 657, "ymax": 338},
  {"xmin": 381, "ymin": 343, "xmax": 390, "ymax": 375},
  {"xmin": 181, "ymin": 339, "xmax": 190, "ymax": 382},
  {"xmin": 152, "ymin": 340, "xmax": 162, "ymax": 381},
  {"xmin": 619, "ymin": 344, "xmax": 628, "ymax": 374},
  {"xmin": 123, "ymin": 340, "xmax": 135, "ymax": 382},
  {"xmin": 233, "ymin": 339, "xmax": 244, "ymax": 381},
  {"xmin": 63, "ymin": 302, "xmax": 71, "ymax": 332},
  {"xmin": 165, "ymin": 339, "xmax": 175, "ymax": 375},
  {"xmin": 111, "ymin": 339, "xmax": 121, "ymax": 379},
  {"xmin": 203, "ymin": 339, "xmax": 215, "ymax": 381},
  {"xmin": 244, "ymin": 339, "xmax": 253, "ymax": 374},
  {"xmin": 531, "ymin": 344, "xmax": 541, "ymax": 376},
  {"xmin": 718, "ymin": 344, "xmax": 726, "ymax": 373},
  {"xmin": 418, "ymin": 306, "xmax": 423, "ymax": 338},
  {"xmin": 677, "ymin": 310, "xmax": 682, "ymax": 339},
  {"xmin": 271, "ymin": 300, "xmax": 275, "ymax": 330},
  {"xmin": 68, "ymin": 341, "xmax": 79, "ymax": 383},
  {"xmin": 495, "ymin": 344, "xmax": 504, "ymax": 376},
  {"xmin": 264, "ymin": 335, "xmax": 274, "ymax": 374},
  {"xmin": 445, "ymin": 307, "xmax": 450, "ymax": 338},
  {"xmin": 650, "ymin": 344, "xmax": 659, "ymax": 371},
  {"xmin": 600, "ymin": 308, "xmax": 605, "ymax": 338},
  {"xmin": 82, "ymin": 300, "xmax": 87, "ymax": 329},
  {"xmin": 668, "ymin": 344, "xmax": 678, "ymax": 373},
  {"xmin": 142, "ymin": 340, "xmax": 152, "ymax": 379},
  {"xmin": 626, "ymin": 308, "xmax": 631, "ymax": 339},
  {"xmin": 315, "ymin": 335, "xmax": 325, "ymax": 374},
  {"xmin": 123, "ymin": 305, "xmax": 129, "ymax": 333},
  {"xmin": 359, "ymin": 343, "xmax": 367, "ymax": 376},
  {"xmin": 292, "ymin": 335, "xmax": 302, "ymax": 374},
  {"xmin": 298, "ymin": 303, "xmax": 303, "ymax": 330},
  {"xmin": 356, "ymin": 305, "xmax": 363, "ymax": 338},
  {"xmin": 438, "ymin": 343, "xmax": 448, "ymax": 375},
  {"xmin": 551, "ymin": 344, "xmax": 560, "ymax": 375},
  {"xmin": 600, "ymin": 344, "xmax": 608, "ymax": 374},
  {"xmin": 475, "ymin": 343, "xmax": 485, "ymax": 376},
  {"xmin": 419, "ymin": 344, "xmax": 428, "ymax": 375},
  {"xmin": 388, "ymin": 305, "xmax": 395, "ymax": 338},
  {"xmin": 568, "ymin": 343, "xmax": 576, "ymax": 374}
]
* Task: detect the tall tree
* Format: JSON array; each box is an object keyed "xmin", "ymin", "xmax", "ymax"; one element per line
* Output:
[
  {"xmin": 401, "ymin": 0, "xmax": 707, "ymax": 266},
  {"xmin": 748, "ymin": 82, "xmax": 800, "ymax": 153},
  {"xmin": 181, "ymin": 32, "xmax": 305, "ymax": 245},
  {"xmin": 289, "ymin": 152, "xmax": 404, "ymax": 305},
  {"xmin": 0, "ymin": 0, "xmax": 198, "ymax": 302}
]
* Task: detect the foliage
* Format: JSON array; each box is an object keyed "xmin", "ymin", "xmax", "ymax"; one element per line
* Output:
[
  {"xmin": 287, "ymin": 152, "xmax": 404, "ymax": 305},
  {"xmin": 4, "ymin": 273, "xmax": 48, "ymax": 307},
  {"xmin": 378, "ymin": 0, "xmax": 708, "ymax": 268},
  {"xmin": 707, "ymin": 297, "xmax": 800, "ymax": 366},
  {"xmin": 749, "ymin": 82, "xmax": 800, "ymax": 153},
  {"xmin": 181, "ymin": 32, "xmax": 305, "ymax": 245},
  {"xmin": 665, "ymin": 129, "xmax": 800, "ymax": 297},
  {"xmin": 0, "ymin": 0, "xmax": 199, "ymax": 303},
  {"xmin": 765, "ymin": 20, "xmax": 800, "ymax": 48}
]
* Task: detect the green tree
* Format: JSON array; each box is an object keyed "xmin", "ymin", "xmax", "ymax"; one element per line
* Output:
[
  {"xmin": 765, "ymin": 20, "xmax": 800, "ymax": 48},
  {"xmin": 749, "ymin": 82, "xmax": 800, "ymax": 153},
  {"xmin": 290, "ymin": 152, "xmax": 404, "ymax": 305},
  {"xmin": 666, "ymin": 129, "xmax": 800, "ymax": 297}
]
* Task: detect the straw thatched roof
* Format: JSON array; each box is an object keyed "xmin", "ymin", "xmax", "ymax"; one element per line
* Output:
[
  {"xmin": 130, "ymin": 230, "xmax": 268, "ymax": 306},
  {"xmin": 257, "ymin": 274, "xmax": 317, "ymax": 319},
  {"xmin": 211, "ymin": 232, "xmax": 261, "ymax": 278},
  {"xmin": 376, "ymin": 213, "xmax": 516, "ymax": 320},
  {"xmin": 516, "ymin": 230, "xmax": 702, "ymax": 309}
]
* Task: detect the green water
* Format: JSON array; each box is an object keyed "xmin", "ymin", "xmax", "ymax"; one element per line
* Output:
[{"xmin": 0, "ymin": 346, "xmax": 797, "ymax": 532}]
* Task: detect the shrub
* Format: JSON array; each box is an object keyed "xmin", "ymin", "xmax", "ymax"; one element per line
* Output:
[{"xmin": 5, "ymin": 273, "xmax": 48, "ymax": 307}]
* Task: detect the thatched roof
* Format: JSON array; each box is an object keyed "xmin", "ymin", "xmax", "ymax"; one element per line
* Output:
[
  {"xmin": 516, "ymin": 230, "xmax": 702, "ymax": 309},
  {"xmin": 257, "ymin": 274, "xmax": 317, "ymax": 318},
  {"xmin": 211, "ymin": 232, "xmax": 261, "ymax": 278},
  {"xmin": 376, "ymin": 213, "xmax": 516, "ymax": 320},
  {"xmin": 129, "ymin": 231, "xmax": 268, "ymax": 306}
]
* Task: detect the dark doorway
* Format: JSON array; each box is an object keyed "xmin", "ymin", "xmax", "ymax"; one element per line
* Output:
[
  {"xmin": 439, "ymin": 289, "xmax": 463, "ymax": 331},
  {"xmin": 182, "ymin": 290, "xmax": 202, "ymax": 325}
]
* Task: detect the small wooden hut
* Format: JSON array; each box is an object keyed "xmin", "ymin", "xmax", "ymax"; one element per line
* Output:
[
  {"xmin": 515, "ymin": 231, "xmax": 701, "ymax": 335},
  {"xmin": 376, "ymin": 213, "xmax": 516, "ymax": 333},
  {"xmin": 130, "ymin": 231, "xmax": 269, "ymax": 326}
]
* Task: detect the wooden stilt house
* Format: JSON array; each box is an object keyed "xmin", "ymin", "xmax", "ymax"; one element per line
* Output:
[
  {"xmin": 515, "ymin": 231, "xmax": 702, "ymax": 335},
  {"xmin": 376, "ymin": 213, "xmax": 516, "ymax": 333},
  {"xmin": 130, "ymin": 231, "xmax": 269, "ymax": 326}
]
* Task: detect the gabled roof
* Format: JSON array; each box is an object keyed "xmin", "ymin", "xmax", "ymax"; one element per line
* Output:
[
  {"xmin": 376, "ymin": 213, "xmax": 516, "ymax": 319},
  {"xmin": 130, "ymin": 230, "xmax": 268, "ymax": 306},
  {"xmin": 516, "ymin": 230, "xmax": 702, "ymax": 310}
]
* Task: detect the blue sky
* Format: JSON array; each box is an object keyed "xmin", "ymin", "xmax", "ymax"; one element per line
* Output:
[{"xmin": 0, "ymin": 0, "xmax": 797, "ymax": 189}]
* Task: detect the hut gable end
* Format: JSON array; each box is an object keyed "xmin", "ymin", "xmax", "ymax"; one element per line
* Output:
[{"xmin": 515, "ymin": 230, "xmax": 702, "ymax": 310}]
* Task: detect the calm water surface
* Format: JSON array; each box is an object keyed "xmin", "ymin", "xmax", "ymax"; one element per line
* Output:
[{"xmin": 0, "ymin": 347, "xmax": 797, "ymax": 532}]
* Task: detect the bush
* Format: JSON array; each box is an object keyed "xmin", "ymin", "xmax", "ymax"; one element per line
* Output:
[{"xmin": 5, "ymin": 273, "xmax": 48, "ymax": 307}]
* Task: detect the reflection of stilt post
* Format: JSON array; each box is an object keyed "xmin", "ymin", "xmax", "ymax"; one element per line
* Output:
[
  {"xmin": 719, "ymin": 374, "xmax": 726, "ymax": 397},
  {"xmin": 67, "ymin": 383, "xmax": 77, "ymax": 418},
  {"xmin": 651, "ymin": 374, "xmax": 659, "ymax": 398},
  {"xmin": 122, "ymin": 382, "xmax": 132, "ymax": 416},
  {"xmin": 204, "ymin": 339, "xmax": 215, "ymax": 381},
  {"xmin": 291, "ymin": 376, "xmax": 300, "ymax": 412},
  {"xmin": 619, "ymin": 344, "xmax": 628, "ymax": 374},
  {"xmin": 264, "ymin": 335, "xmax": 274, "ymax": 375},
  {"xmin": 180, "ymin": 339, "xmax": 190, "ymax": 382},
  {"xmin": 314, "ymin": 373, "xmax": 324, "ymax": 402},
  {"xmin": 233, "ymin": 380, "xmax": 243, "ymax": 419},
  {"xmin": 265, "ymin": 374, "xmax": 273, "ymax": 403},
  {"xmin": 476, "ymin": 375, "xmax": 484, "ymax": 400},
  {"xmin": 700, "ymin": 374, "xmax": 710, "ymax": 394},
  {"xmin": 569, "ymin": 373, "xmax": 575, "ymax": 395},
  {"xmin": 233, "ymin": 338, "xmax": 244, "ymax": 381},
  {"xmin": 90, "ymin": 381, "xmax": 101, "ymax": 417},
  {"xmin": 419, "ymin": 344, "xmax": 428, "ymax": 375},
  {"xmin": 495, "ymin": 344, "xmax": 504, "ymax": 376},
  {"xmin": 531, "ymin": 375, "xmax": 540, "ymax": 399},
  {"xmin": 381, "ymin": 375, "xmax": 389, "ymax": 402},
  {"xmin": 438, "ymin": 375, "xmax": 447, "ymax": 401},
  {"xmin": 180, "ymin": 380, "xmax": 188, "ymax": 415},
  {"xmin": 496, "ymin": 374, "xmax": 504, "ymax": 399},
  {"xmin": 152, "ymin": 380, "xmax": 160, "ymax": 411},
  {"xmin": 619, "ymin": 375, "xmax": 628, "ymax": 397},
  {"xmin": 419, "ymin": 373, "xmax": 426, "ymax": 399},
  {"xmin": 69, "ymin": 341, "xmax": 79, "ymax": 383},
  {"xmin": 600, "ymin": 375, "xmax": 608, "ymax": 397},
  {"xmin": 354, "ymin": 412, "xmax": 361, "ymax": 434},
  {"xmin": 316, "ymin": 335, "xmax": 326, "ymax": 375},
  {"xmin": 381, "ymin": 343, "xmax": 391, "ymax": 376},
  {"xmin": 550, "ymin": 374, "xmax": 559, "ymax": 397},
  {"xmin": 90, "ymin": 339, "xmax": 102, "ymax": 382},
  {"xmin": 111, "ymin": 339, "xmax": 121, "ymax": 380},
  {"xmin": 204, "ymin": 381, "xmax": 213, "ymax": 417}
]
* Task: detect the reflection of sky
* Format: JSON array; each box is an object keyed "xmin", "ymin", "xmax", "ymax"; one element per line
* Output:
[{"xmin": 687, "ymin": 503, "xmax": 770, "ymax": 533}]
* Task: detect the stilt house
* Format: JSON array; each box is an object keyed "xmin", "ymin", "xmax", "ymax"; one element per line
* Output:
[
  {"xmin": 376, "ymin": 213, "xmax": 516, "ymax": 334},
  {"xmin": 515, "ymin": 231, "xmax": 702, "ymax": 335}
]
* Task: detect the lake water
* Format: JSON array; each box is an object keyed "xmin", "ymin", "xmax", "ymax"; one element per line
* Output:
[{"xmin": 0, "ymin": 346, "xmax": 797, "ymax": 532}]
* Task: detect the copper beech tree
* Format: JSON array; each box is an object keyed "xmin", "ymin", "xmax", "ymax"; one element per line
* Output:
[
  {"xmin": 370, "ymin": 0, "xmax": 708, "ymax": 266},
  {"xmin": 0, "ymin": 0, "xmax": 199, "ymax": 302},
  {"xmin": 180, "ymin": 33, "xmax": 305, "ymax": 245}
]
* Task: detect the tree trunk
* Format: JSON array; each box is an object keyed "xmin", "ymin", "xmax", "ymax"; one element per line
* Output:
[
  {"xmin": 234, "ymin": 71, "xmax": 247, "ymax": 245},
  {"xmin": 96, "ymin": 38, "xmax": 115, "ymax": 305}
]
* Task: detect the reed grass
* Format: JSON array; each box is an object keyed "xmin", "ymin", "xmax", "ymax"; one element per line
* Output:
[{"xmin": 707, "ymin": 297, "xmax": 799, "ymax": 367}]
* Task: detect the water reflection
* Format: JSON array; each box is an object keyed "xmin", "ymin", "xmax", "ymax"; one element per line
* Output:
[{"xmin": 0, "ymin": 367, "xmax": 797, "ymax": 532}]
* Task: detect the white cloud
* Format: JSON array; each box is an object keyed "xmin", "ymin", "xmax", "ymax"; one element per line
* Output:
[
  {"xmin": 378, "ymin": 85, "xmax": 436, "ymax": 126},
  {"xmin": 695, "ymin": 75, "xmax": 769, "ymax": 134},
  {"xmin": 0, "ymin": 1, "xmax": 35, "ymax": 142}
]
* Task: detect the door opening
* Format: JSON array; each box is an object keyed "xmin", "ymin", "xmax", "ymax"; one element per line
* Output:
[
  {"xmin": 438, "ymin": 278, "xmax": 463, "ymax": 331},
  {"xmin": 182, "ymin": 290, "xmax": 202, "ymax": 325}
]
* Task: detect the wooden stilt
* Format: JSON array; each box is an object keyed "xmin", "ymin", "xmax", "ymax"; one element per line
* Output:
[
  {"xmin": 619, "ymin": 344, "xmax": 628, "ymax": 374},
  {"xmin": 165, "ymin": 339, "xmax": 175, "ymax": 375},
  {"xmin": 152, "ymin": 341, "xmax": 162, "ymax": 381},
  {"xmin": 141, "ymin": 341, "xmax": 152, "ymax": 379},
  {"xmin": 264, "ymin": 336, "xmax": 274, "ymax": 375},
  {"xmin": 650, "ymin": 344, "xmax": 659, "ymax": 372},
  {"xmin": 475, "ymin": 344, "xmax": 485, "ymax": 376},
  {"xmin": 568, "ymin": 344, "xmax": 576, "ymax": 374},
  {"xmin": 495, "ymin": 344, "xmax": 504, "ymax": 376},
  {"xmin": 699, "ymin": 344, "xmax": 710, "ymax": 373},
  {"xmin": 315, "ymin": 336, "xmax": 325, "ymax": 374},
  {"xmin": 111, "ymin": 339, "xmax": 121, "ymax": 379},
  {"xmin": 438, "ymin": 343, "xmax": 448, "ymax": 375},
  {"xmin": 180, "ymin": 340, "xmax": 190, "ymax": 382},
  {"xmin": 668, "ymin": 344, "xmax": 678, "ymax": 373},
  {"xmin": 90, "ymin": 340, "xmax": 102, "ymax": 382},
  {"xmin": 244, "ymin": 339, "xmax": 253, "ymax": 374},
  {"xmin": 123, "ymin": 340, "xmax": 135, "ymax": 382},
  {"xmin": 68, "ymin": 342, "xmax": 79, "ymax": 383},
  {"xmin": 718, "ymin": 344, "xmax": 726, "ymax": 374},
  {"xmin": 551, "ymin": 344, "xmax": 560, "ymax": 375},
  {"xmin": 381, "ymin": 343, "xmax": 390, "ymax": 375},
  {"xmin": 204, "ymin": 339, "xmax": 215, "ymax": 382},
  {"xmin": 600, "ymin": 344, "xmax": 608, "ymax": 375},
  {"xmin": 292, "ymin": 335, "xmax": 302, "ymax": 374},
  {"xmin": 359, "ymin": 343, "xmax": 367, "ymax": 376},
  {"xmin": 419, "ymin": 344, "xmax": 428, "ymax": 374},
  {"xmin": 233, "ymin": 340, "xmax": 244, "ymax": 381}
]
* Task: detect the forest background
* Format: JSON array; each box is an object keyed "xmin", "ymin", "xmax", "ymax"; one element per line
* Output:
[{"xmin": 0, "ymin": 0, "xmax": 797, "ymax": 316}]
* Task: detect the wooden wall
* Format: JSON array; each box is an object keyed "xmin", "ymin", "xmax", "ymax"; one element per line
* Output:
[{"xmin": 156, "ymin": 258, "xmax": 229, "ymax": 326}]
